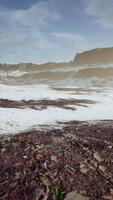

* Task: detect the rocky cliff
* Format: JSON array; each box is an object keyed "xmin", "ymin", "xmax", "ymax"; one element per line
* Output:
[{"xmin": 73, "ymin": 47, "xmax": 113, "ymax": 65}]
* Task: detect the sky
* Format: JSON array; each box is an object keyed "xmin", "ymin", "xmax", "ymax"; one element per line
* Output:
[{"xmin": 0, "ymin": 0, "xmax": 113, "ymax": 64}]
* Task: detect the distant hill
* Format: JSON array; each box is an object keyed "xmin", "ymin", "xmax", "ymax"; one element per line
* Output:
[
  {"xmin": 0, "ymin": 47, "xmax": 113, "ymax": 69},
  {"xmin": 73, "ymin": 47, "xmax": 113, "ymax": 65}
]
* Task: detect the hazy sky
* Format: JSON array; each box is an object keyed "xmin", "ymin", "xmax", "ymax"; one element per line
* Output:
[{"xmin": 0, "ymin": 0, "xmax": 113, "ymax": 63}]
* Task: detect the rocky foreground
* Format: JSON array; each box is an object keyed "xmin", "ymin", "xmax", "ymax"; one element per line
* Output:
[{"xmin": 1, "ymin": 121, "xmax": 113, "ymax": 200}]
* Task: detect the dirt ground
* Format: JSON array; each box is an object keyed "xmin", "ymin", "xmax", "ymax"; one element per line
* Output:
[{"xmin": 1, "ymin": 120, "xmax": 113, "ymax": 200}]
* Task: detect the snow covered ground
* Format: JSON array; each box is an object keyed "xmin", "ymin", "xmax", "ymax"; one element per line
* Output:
[{"xmin": 0, "ymin": 84, "xmax": 113, "ymax": 135}]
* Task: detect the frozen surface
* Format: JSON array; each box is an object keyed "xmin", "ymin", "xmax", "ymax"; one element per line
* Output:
[
  {"xmin": 0, "ymin": 84, "xmax": 75, "ymax": 100},
  {"xmin": 0, "ymin": 83, "xmax": 113, "ymax": 135}
]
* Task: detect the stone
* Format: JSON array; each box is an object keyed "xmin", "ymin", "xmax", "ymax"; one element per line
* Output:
[
  {"xmin": 40, "ymin": 176, "xmax": 51, "ymax": 186},
  {"xmin": 64, "ymin": 190, "xmax": 89, "ymax": 200},
  {"xmin": 99, "ymin": 165, "xmax": 106, "ymax": 172},
  {"xmin": 51, "ymin": 155, "xmax": 57, "ymax": 162},
  {"xmin": 36, "ymin": 144, "xmax": 44, "ymax": 150},
  {"xmin": 1, "ymin": 148, "xmax": 6, "ymax": 153},
  {"xmin": 80, "ymin": 163, "xmax": 88, "ymax": 174},
  {"xmin": 23, "ymin": 155, "xmax": 27, "ymax": 159},
  {"xmin": 110, "ymin": 189, "xmax": 113, "ymax": 195},
  {"xmin": 102, "ymin": 195, "xmax": 113, "ymax": 200},
  {"xmin": 94, "ymin": 151, "xmax": 102, "ymax": 162}
]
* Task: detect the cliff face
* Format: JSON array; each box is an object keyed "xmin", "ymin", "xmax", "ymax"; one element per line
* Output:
[{"xmin": 73, "ymin": 47, "xmax": 113, "ymax": 65}]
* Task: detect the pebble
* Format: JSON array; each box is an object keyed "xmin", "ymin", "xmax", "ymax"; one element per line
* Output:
[
  {"xmin": 36, "ymin": 144, "xmax": 44, "ymax": 150},
  {"xmin": 99, "ymin": 165, "xmax": 106, "ymax": 172},
  {"xmin": 40, "ymin": 176, "xmax": 51, "ymax": 186},
  {"xmin": 51, "ymin": 155, "xmax": 57, "ymax": 162},
  {"xmin": 1, "ymin": 148, "xmax": 6, "ymax": 153},
  {"xmin": 23, "ymin": 155, "xmax": 27, "ymax": 159},
  {"xmin": 64, "ymin": 190, "xmax": 89, "ymax": 200},
  {"xmin": 80, "ymin": 163, "xmax": 88, "ymax": 174},
  {"xmin": 102, "ymin": 195, "xmax": 113, "ymax": 200},
  {"xmin": 94, "ymin": 151, "xmax": 102, "ymax": 162}
]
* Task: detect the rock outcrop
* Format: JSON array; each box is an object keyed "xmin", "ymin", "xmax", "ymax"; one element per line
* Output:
[{"xmin": 73, "ymin": 47, "xmax": 113, "ymax": 65}]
